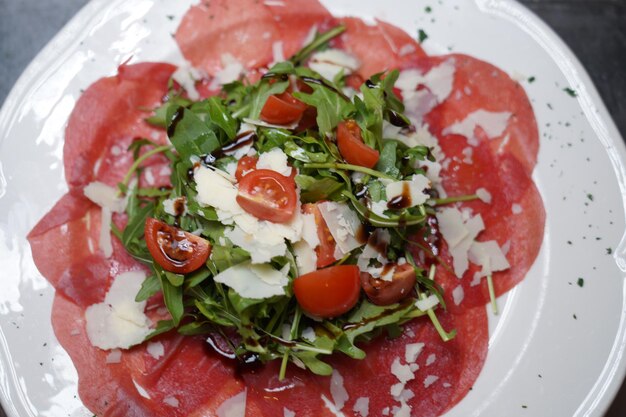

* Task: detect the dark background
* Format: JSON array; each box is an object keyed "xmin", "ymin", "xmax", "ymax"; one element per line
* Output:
[{"xmin": 0, "ymin": 0, "xmax": 625, "ymax": 416}]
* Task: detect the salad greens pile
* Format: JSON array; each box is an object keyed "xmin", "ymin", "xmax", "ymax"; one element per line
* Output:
[{"xmin": 113, "ymin": 25, "xmax": 462, "ymax": 379}]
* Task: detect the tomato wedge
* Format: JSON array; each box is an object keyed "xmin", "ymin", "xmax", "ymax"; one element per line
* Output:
[
  {"xmin": 361, "ymin": 263, "xmax": 416, "ymax": 306},
  {"xmin": 303, "ymin": 203, "xmax": 337, "ymax": 268},
  {"xmin": 235, "ymin": 155, "xmax": 259, "ymax": 181},
  {"xmin": 260, "ymin": 92, "xmax": 307, "ymax": 125},
  {"xmin": 294, "ymin": 265, "xmax": 361, "ymax": 318},
  {"xmin": 336, "ymin": 119, "xmax": 380, "ymax": 168},
  {"xmin": 234, "ymin": 155, "xmax": 297, "ymax": 182},
  {"xmin": 145, "ymin": 218, "xmax": 211, "ymax": 274},
  {"xmin": 236, "ymin": 169, "xmax": 297, "ymax": 223}
]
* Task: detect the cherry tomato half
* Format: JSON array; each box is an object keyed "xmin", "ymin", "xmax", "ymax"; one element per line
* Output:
[
  {"xmin": 145, "ymin": 218, "xmax": 211, "ymax": 274},
  {"xmin": 303, "ymin": 203, "xmax": 337, "ymax": 268},
  {"xmin": 235, "ymin": 155, "xmax": 259, "ymax": 181},
  {"xmin": 236, "ymin": 169, "xmax": 297, "ymax": 223},
  {"xmin": 234, "ymin": 155, "xmax": 297, "ymax": 182},
  {"xmin": 260, "ymin": 92, "xmax": 307, "ymax": 125},
  {"xmin": 336, "ymin": 119, "xmax": 380, "ymax": 168},
  {"xmin": 294, "ymin": 265, "xmax": 361, "ymax": 318},
  {"xmin": 361, "ymin": 263, "xmax": 416, "ymax": 306}
]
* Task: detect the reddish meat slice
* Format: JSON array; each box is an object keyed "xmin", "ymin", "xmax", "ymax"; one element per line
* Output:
[
  {"xmin": 27, "ymin": 191, "xmax": 143, "ymax": 307},
  {"xmin": 243, "ymin": 306, "xmax": 487, "ymax": 417},
  {"xmin": 425, "ymin": 54, "xmax": 539, "ymax": 173},
  {"xmin": 425, "ymin": 136, "xmax": 545, "ymax": 312},
  {"xmin": 52, "ymin": 295, "xmax": 245, "ymax": 417},
  {"xmin": 264, "ymin": 0, "xmax": 336, "ymax": 59},
  {"xmin": 338, "ymin": 17, "xmax": 426, "ymax": 79},
  {"xmin": 175, "ymin": 0, "xmax": 278, "ymax": 75},
  {"xmin": 64, "ymin": 63, "xmax": 175, "ymax": 188}
]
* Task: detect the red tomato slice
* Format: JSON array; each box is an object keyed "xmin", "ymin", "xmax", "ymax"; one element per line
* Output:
[
  {"xmin": 145, "ymin": 218, "xmax": 211, "ymax": 274},
  {"xmin": 303, "ymin": 203, "xmax": 337, "ymax": 268},
  {"xmin": 235, "ymin": 155, "xmax": 297, "ymax": 182},
  {"xmin": 260, "ymin": 92, "xmax": 307, "ymax": 125},
  {"xmin": 236, "ymin": 169, "xmax": 297, "ymax": 223},
  {"xmin": 336, "ymin": 119, "xmax": 380, "ymax": 168},
  {"xmin": 294, "ymin": 265, "xmax": 361, "ymax": 318},
  {"xmin": 235, "ymin": 155, "xmax": 259, "ymax": 181}
]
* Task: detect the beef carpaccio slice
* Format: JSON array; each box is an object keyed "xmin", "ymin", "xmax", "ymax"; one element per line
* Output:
[
  {"xmin": 26, "ymin": 1, "xmax": 546, "ymax": 416},
  {"xmin": 424, "ymin": 54, "xmax": 539, "ymax": 174},
  {"xmin": 64, "ymin": 62, "xmax": 174, "ymax": 189}
]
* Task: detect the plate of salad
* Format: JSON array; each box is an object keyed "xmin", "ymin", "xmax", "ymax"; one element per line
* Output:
[{"xmin": 1, "ymin": 0, "xmax": 625, "ymax": 416}]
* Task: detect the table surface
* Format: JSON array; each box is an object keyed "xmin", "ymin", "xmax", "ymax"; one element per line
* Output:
[{"xmin": 1, "ymin": 0, "xmax": 625, "ymax": 416}]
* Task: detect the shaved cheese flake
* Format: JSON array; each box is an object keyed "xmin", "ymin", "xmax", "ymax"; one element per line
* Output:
[
  {"xmin": 331, "ymin": 369, "xmax": 349, "ymax": 411},
  {"xmin": 423, "ymin": 375, "xmax": 439, "ymax": 388},
  {"xmin": 85, "ymin": 271, "xmax": 151, "ymax": 350},
  {"xmin": 172, "ymin": 63, "xmax": 203, "ymax": 101},
  {"xmin": 436, "ymin": 208, "xmax": 468, "ymax": 248},
  {"xmin": 322, "ymin": 394, "xmax": 348, "ymax": 417},
  {"xmin": 301, "ymin": 326, "xmax": 317, "ymax": 342},
  {"xmin": 216, "ymin": 390, "xmax": 247, "ymax": 417},
  {"xmin": 392, "ymin": 401, "xmax": 412, "ymax": 417},
  {"xmin": 437, "ymin": 207, "xmax": 485, "ymax": 277},
  {"xmin": 385, "ymin": 175, "xmax": 431, "ymax": 208},
  {"xmin": 468, "ymin": 240, "xmax": 511, "ymax": 275},
  {"xmin": 452, "ymin": 285, "xmax": 465, "ymax": 305},
  {"xmin": 416, "ymin": 294, "xmax": 439, "ymax": 311},
  {"xmin": 212, "ymin": 53, "xmax": 244, "ymax": 87},
  {"xmin": 443, "ymin": 110, "xmax": 512, "ymax": 142},
  {"xmin": 318, "ymin": 202, "xmax": 364, "ymax": 256},
  {"xmin": 257, "ymin": 148, "xmax": 292, "ymax": 177},
  {"xmin": 225, "ymin": 226, "xmax": 287, "ymax": 263},
  {"xmin": 426, "ymin": 353, "xmax": 437, "ymax": 366},
  {"xmin": 214, "ymin": 262, "xmax": 289, "ymax": 299},
  {"xmin": 133, "ymin": 379, "xmax": 151, "ymax": 399},
  {"xmin": 390, "ymin": 382, "xmax": 404, "ymax": 398},
  {"xmin": 512, "ymin": 203, "xmax": 523, "ymax": 214},
  {"xmin": 294, "ymin": 241, "xmax": 318, "ymax": 275},
  {"xmin": 391, "ymin": 357, "xmax": 415, "ymax": 384},
  {"xmin": 147, "ymin": 341, "xmax": 165, "ymax": 360},
  {"xmin": 405, "ymin": 342, "xmax": 425, "ymax": 363},
  {"xmin": 476, "ymin": 187, "xmax": 492, "ymax": 203},
  {"xmin": 301, "ymin": 213, "xmax": 320, "ymax": 247},
  {"xmin": 353, "ymin": 397, "xmax": 369, "ymax": 417},
  {"xmin": 309, "ymin": 49, "xmax": 360, "ymax": 81},
  {"xmin": 397, "ymin": 59, "xmax": 455, "ymax": 103},
  {"xmin": 284, "ymin": 408, "xmax": 296, "ymax": 417},
  {"xmin": 164, "ymin": 396, "xmax": 180, "ymax": 408},
  {"xmin": 99, "ymin": 207, "xmax": 113, "ymax": 258},
  {"xmin": 105, "ymin": 349, "xmax": 122, "ymax": 364}
]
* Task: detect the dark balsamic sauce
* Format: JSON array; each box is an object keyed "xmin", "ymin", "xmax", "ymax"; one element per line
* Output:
[
  {"xmin": 167, "ymin": 106, "xmax": 185, "ymax": 138},
  {"xmin": 387, "ymin": 182, "xmax": 412, "ymax": 210},
  {"xmin": 300, "ymin": 76, "xmax": 350, "ymax": 101},
  {"xmin": 217, "ymin": 131, "xmax": 257, "ymax": 157},
  {"xmin": 387, "ymin": 109, "xmax": 411, "ymax": 128}
]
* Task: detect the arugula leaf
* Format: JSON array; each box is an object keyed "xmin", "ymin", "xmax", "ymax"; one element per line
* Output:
[
  {"xmin": 376, "ymin": 140, "xmax": 401, "ymax": 178},
  {"xmin": 293, "ymin": 84, "xmax": 355, "ymax": 136},
  {"xmin": 147, "ymin": 96, "xmax": 192, "ymax": 127},
  {"xmin": 296, "ymin": 175, "xmax": 345, "ymax": 202},
  {"xmin": 208, "ymin": 245, "xmax": 251, "ymax": 273},
  {"xmin": 155, "ymin": 266, "xmax": 184, "ymax": 326},
  {"xmin": 166, "ymin": 106, "xmax": 221, "ymax": 160},
  {"xmin": 191, "ymin": 97, "xmax": 238, "ymax": 140},
  {"xmin": 135, "ymin": 273, "xmax": 160, "ymax": 302},
  {"xmin": 248, "ymin": 80, "xmax": 289, "ymax": 120}
]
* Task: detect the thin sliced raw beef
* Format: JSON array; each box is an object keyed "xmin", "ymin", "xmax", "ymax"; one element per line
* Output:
[
  {"xmin": 426, "ymin": 136, "xmax": 545, "ymax": 312},
  {"xmin": 425, "ymin": 54, "xmax": 539, "ymax": 173},
  {"xmin": 243, "ymin": 306, "xmax": 487, "ymax": 417},
  {"xmin": 264, "ymin": 0, "xmax": 337, "ymax": 59},
  {"xmin": 28, "ymin": 191, "xmax": 144, "ymax": 307},
  {"xmin": 65, "ymin": 63, "xmax": 175, "ymax": 189},
  {"xmin": 52, "ymin": 295, "xmax": 246, "ymax": 417},
  {"xmin": 175, "ymin": 0, "xmax": 279, "ymax": 75},
  {"xmin": 338, "ymin": 17, "xmax": 426, "ymax": 79}
]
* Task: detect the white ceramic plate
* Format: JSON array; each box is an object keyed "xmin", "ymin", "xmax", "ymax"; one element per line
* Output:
[{"xmin": 1, "ymin": 0, "xmax": 625, "ymax": 416}]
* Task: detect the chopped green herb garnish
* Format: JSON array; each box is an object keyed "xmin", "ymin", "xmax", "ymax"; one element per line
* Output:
[
  {"xmin": 563, "ymin": 87, "xmax": 578, "ymax": 97},
  {"xmin": 418, "ymin": 29, "xmax": 429, "ymax": 43},
  {"xmin": 577, "ymin": 278, "xmax": 584, "ymax": 288}
]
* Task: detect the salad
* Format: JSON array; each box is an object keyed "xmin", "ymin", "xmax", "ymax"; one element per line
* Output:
[{"xmin": 27, "ymin": 0, "xmax": 545, "ymax": 416}]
